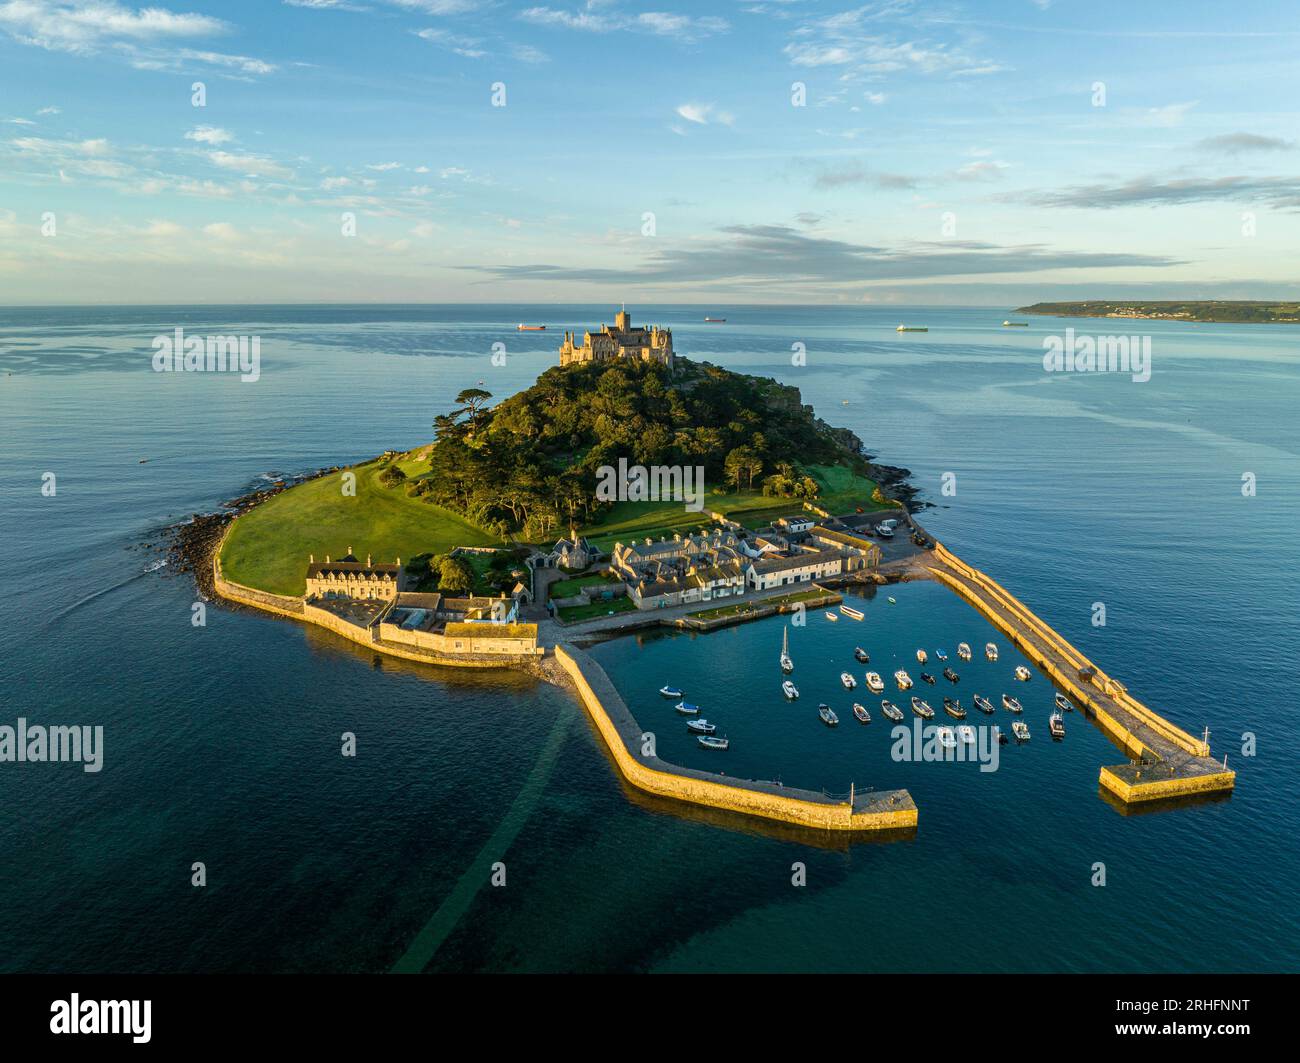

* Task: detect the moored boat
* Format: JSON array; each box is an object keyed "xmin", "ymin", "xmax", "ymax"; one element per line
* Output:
[
  {"xmin": 910, "ymin": 696, "xmax": 934, "ymax": 719},
  {"xmin": 818, "ymin": 704, "xmax": 839, "ymax": 727},
  {"xmin": 840, "ymin": 672, "xmax": 857, "ymax": 690},
  {"xmin": 1014, "ymin": 665, "xmax": 1031, "ymax": 682},
  {"xmin": 686, "ymin": 718, "xmax": 716, "ymax": 735},
  {"xmin": 973, "ymin": 694, "xmax": 995, "ymax": 715},
  {"xmin": 853, "ymin": 703, "xmax": 871, "ymax": 724},
  {"xmin": 659, "ymin": 685, "xmax": 683, "ymax": 698},
  {"xmin": 985, "ymin": 642, "xmax": 999, "ymax": 661},
  {"xmin": 1002, "ymin": 694, "xmax": 1023, "ymax": 713},
  {"xmin": 1049, "ymin": 710, "xmax": 1065, "ymax": 738},
  {"xmin": 698, "ymin": 734, "xmax": 730, "ymax": 750},
  {"xmin": 943, "ymin": 696, "xmax": 966, "ymax": 719},
  {"xmin": 916, "ymin": 648, "xmax": 928, "ymax": 664},
  {"xmin": 936, "ymin": 725, "xmax": 957, "ymax": 749},
  {"xmin": 957, "ymin": 642, "xmax": 973, "ymax": 661},
  {"xmin": 1011, "ymin": 720, "xmax": 1030, "ymax": 742},
  {"xmin": 920, "ymin": 671, "xmax": 936, "ymax": 685},
  {"xmin": 825, "ymin": 611, "xmax": 838, "ymax": 622},
  {"xmin": 880, "ymin": 699, "xmax": 904, "ymax": 721},
  {"xmin": 956, "ymin": 724, "xmax": 976, "ymax": 745},
  {"xmin": 935, "ymin": 649, "xmax": 948, "ymax": 661},
  {"xmin": 854, "ymin": 646, "xmax": 871, "ymax": 663},
  {"xmin": 943, "ymin": 666, "xmax": 959, "ymax": 683},
  {"xmin": 864, "ymin": 671, "xmax": 885, "ymax": 694},
  {"xmin": 894, "ymin": 669, "xmax": 913, "ymax": 690},
  {"xmin": 782, "ymin": 680, "xmax": 800, "ymax": 700},
  {"xmin": 887, "ymin": 596, "xmax": 897, "ymax": 604},
  {"xmin": 840, "ymin": 604, "xmax": 864, "ymax": 621},
  {"xmin": 675, "ymin": 701, "xmax": 701, "ymax": 716},
  {"xmin": 1055, "ymin": 692, "xmax": 1072, "ymax": 712}
]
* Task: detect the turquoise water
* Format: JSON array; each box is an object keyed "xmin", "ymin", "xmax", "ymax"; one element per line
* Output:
[{"xmin": 1, "ymin": 304, "xmax": 1297, "ymax": 972}]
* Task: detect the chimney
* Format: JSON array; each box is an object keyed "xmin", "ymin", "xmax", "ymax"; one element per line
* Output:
[
  {"xmin": 310, "ymin": 553, "xmax": 315, "ymax": 564},
  {"xmin": 366, "ymin": 553, "xmax": 372, "ymax": 567}
]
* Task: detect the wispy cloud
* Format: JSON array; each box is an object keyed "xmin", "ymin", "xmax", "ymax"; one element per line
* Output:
[
  {"xmin": 1022, "ymin": 174, "xmax": 1300, "ymax": 211},
  {"xmin": 184, "ymin": 125, "xmax": 233, "ymax": 145},
  {"xmin": 519, "ymin": 6, "xmax": 728, "ymax": 41},
  {"xmin": 1196, "ymin": 132, "xmax": 1295, "ymax": 155},
  {"xmin": 675, "ymin": 102, "xmax": 734, "ymax": 126}
]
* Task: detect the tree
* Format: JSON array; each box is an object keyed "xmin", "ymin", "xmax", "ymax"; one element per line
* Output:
[
  {"xmin": 438, "ymin": 556, "xmax": 475, "ymax": 594},
  {"xmin": 455, "ymin": 388, "xmax": 493, "ymax": 431},
  {"xmin": 378, "ymin": 465, "xmax": 407, "ymax": 488}
]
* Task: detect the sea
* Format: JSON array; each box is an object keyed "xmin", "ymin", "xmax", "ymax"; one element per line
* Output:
[{"xmin": 1, "ymin": 304, "xmax": 1296, "ymax": 973}]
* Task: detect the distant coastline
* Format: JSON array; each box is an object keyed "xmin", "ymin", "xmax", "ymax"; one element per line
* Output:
[{"xmin": 1016, "ymin": 300, "xmax": 1300, "ymax": 325}]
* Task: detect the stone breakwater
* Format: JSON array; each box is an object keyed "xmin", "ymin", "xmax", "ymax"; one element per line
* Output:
[
  {"xmin": 924, "ymin": 543, "xmax": 1235, "ymax": 806},
  {"xmin": 554, "ymin": 644, "xmax": 918, "ymax": 834}
]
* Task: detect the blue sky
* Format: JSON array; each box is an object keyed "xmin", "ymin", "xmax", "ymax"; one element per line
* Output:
[{"xmin": 1, "ymin": 0, "xmax": 1298, "ymax": 304}]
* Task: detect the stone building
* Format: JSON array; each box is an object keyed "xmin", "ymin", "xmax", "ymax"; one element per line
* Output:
[
  {"xmin": 305, "ymin": 549, "xmax": 405, "ymax": 600},
  {"xmin": 559, "ymin": 307, "xmax": 674, "ymax": 368}
]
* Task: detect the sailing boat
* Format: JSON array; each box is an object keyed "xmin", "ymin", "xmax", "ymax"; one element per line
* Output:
[{"xmin": 780, "ymin": 626, "xmax": 794, "ymax": 674}]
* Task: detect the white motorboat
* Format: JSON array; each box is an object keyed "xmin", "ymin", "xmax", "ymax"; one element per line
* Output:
[
  {"xmin": 1014, "ymin": 665, "xmax": 1031, "ymax": 682},
  {"xmin": 1055, "ymin": 692, "xmax": 1072, "ymax": 712},
  {"xmin": 818, "ymin": 704, "xmax": 839, "ymax": 727},
  {"xmin": 916, "ymin": 648, "xmax": 928, "ymax": 664},
  {"xmin": 659, "ymin": 686, "xmax": 683, "ymax": 698},
  {"xmin": 1049, "ymin": 711, "xmax": 1065, "ymax": 739},
  {"xmin": 1011, "ymin": 720, "xmax": 1030, "ymax": 742},
  {"xmin": 686, "ymin": 718, "xmax": 716, "ymax": 735},
  {"xmin": 894, "ymin": 669, "xmax": 913, "ymax": 690},
  {"xmin": 782, "ymin": 680, "xmax": 799, "ymax": 700},
  {"xmin": 956, "ymin": 724, "xmax": 976, "ymax": 745},
  {"xmin": 957, "ymin": 642, "xmax": 972, "ymax": 661},
  {"xmin": 840, "ymin": 672, "xmax": 857, "ymax": 690},
  {"xmin": 985, "ymin": 643, "xmax": 998, "ymax": 661},
  {"xmin": 865, "ymin": 671, "xmax": 885, "ymax": 694},
  {"xmin": 698, "ymin": 735, "xmax": 730, "ymax": 750},
  {"xmin": 675, "ymin": 701, "xmax": 701, "ymax": 716},
  {"xmin": 936, "ymin": 726, "xmax": 957, "ymax": 749}
]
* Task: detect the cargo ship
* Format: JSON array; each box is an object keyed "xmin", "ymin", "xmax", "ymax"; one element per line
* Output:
[
  {"xmin": 896, "ymin": 324, "xmax": 928, "ymax": 332},
  {"xmin": 704, "ymin": 317, "xmax": 726, "ymax": 323},
  {"xmin": 517, "ymin": 324, "xmax": 546, "ymax": 331}
]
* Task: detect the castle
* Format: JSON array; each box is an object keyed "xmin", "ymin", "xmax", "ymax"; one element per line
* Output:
[{"xmin": 559, "ymin": 307, "xmax": 674, "ymax": 368}]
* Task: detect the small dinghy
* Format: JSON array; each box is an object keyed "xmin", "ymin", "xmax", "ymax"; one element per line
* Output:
[
  {"xmin": 916, "ymin": 648, "xmax": 928, "ymax": 664},
  {"xmin": 985, "ymin": 643, "xmax": 999, "ymax": 661},
  {"xmin": 887, "ymin": 596, "xmax": 897, "ymax": 604},
  {"xmin": 818, "ymin": 704, "xmax": 839, "ymax": 727},
  {"xmin": 852, "ymin": 703, "xmax": 871, "ymax": 724},
  {"xmin": 957, "ymin": 642, "xmax": 973, "ymax": 661},
  {"xmin": 1002, "ymin": 694, "xmax": 1023, "ymax": 713},
  {"xmin": 894, "ymin": 669, "xmax": 913, "ymax": 690},
  {"xmin": 936, "ymin": 726, "xmax": 957, "ymax": 749},
  {"xmin": 973, "ymin": 694, "xmax": 995, "ymax": 715},
  {"xmin": 782, "ymin": 680, "xmax": 800, "ymax": 700},
  {"xmin": 840, "ymin": 672, "xmax": 857, "ymax": 690},
  {"xmin": 943, "ymin": 696, "xmax": 966, "ymax": 719},
  {"xmin": 825, "ymin": 611, "xmax": 838, "ymax": 622},
  {"xmin": 659, "ymin": 686, "xmax": 683, "ymax": 699},
  {"xmin": 935, "ymin": 649, "xmax": 948, "ymax": 661},
  {"xmin": 956, "ymin": 724, "xmax": 976, "ymax": 745},
  {"xmin": 1011, "ymin": 720, "xmax": 1030, "ymax": 742},
  {"xmin": 865, "ymin": 671, "xmax": 885, "ymax": 694},
  {"xmin": 698, "ymin": 734, "xmax": 730, "ymax": 750},
  {"xmin": 920, "ymin": 672, "xmax": 936, "ymax": 685},
  {"xmin": 686, "ymin": 718, "xmax": 716, "ymax": 735},
  {"xmin": 854, "ymin": 647, "xmax": 871, "ymax": 663},
  {"xmin": 840, "ymin": 605, "xmax": 864, "ymax": 621},
  {"xmin": 880, "ymin": 699, "xmax": 904, "ymax": 721},
  {"xmin": 943, "ymin": 667, "xmax": 959, "ymax": 683},
  {"xmin": 1055, "ymin": 692, "xmax": 1072, "ymax": 712},
  {"xmin": 1014, "ymin": 665, "xmax": 1031, "ymax": 682},
  {"xmin": 675, "ymin": 701, "xmax": 701, "ymax": 716},
  {"xmin": 910, "ymin": 696, "xmax": 934, "ymax": 719}
]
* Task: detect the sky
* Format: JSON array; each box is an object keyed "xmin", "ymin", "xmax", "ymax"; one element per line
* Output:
[{"xmin": 1, "ymin": 0, "xmax": 1298, "ymax": 305}]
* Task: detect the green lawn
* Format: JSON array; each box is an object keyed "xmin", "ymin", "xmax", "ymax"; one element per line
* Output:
[
  {"xmin": 556, "ymin": 596, "xmax": 637, "ymax": 622},
  {"xmin": 689, "ymin": 587, "xmax": 832, "ymax": 620},
  {"xmin": 578, "ymin": 464, "xmax": 881, "ymax": 550},
  {"xmin": 220, "ymin": 456, "xmax": 502, "ymax": 596},
  {"xmin": 548, "ymin": 571, "xmax": 619, "ymax": 599}
]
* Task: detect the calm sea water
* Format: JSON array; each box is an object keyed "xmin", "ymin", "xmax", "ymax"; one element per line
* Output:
[{"xmin": 1, "ymin": 304, "xmax": 1296, "ymax": 973}]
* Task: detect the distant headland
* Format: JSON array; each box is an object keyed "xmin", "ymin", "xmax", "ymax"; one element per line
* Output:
[{"xmin": 1016, "ymin": 300, "xmax": 1300, "ymax": 324}]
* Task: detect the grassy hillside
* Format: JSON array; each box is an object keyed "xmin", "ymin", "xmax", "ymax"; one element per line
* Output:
[{"xmin": 220, "ymin": 456, "xmax": 502, "ymax": 596}]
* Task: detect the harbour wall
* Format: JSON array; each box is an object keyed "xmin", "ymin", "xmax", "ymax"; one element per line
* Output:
[
  {"xmin": 554, "ymin": 644, "xmax": 918, "ymax": 834},
  {"xmin": 927, "ymin": 542, "xmax": 1233, "ymax": 804}
]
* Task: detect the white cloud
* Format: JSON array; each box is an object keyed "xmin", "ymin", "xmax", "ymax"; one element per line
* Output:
[
  {"xmin": 6, "ymin": 117, "xmax": 36, "ymax": 125},
  {"xmin": 36, "ymin": 104, "xmax": 61, "ymax": 115},
  {"xmin": 366, "ymin": 161, "xmax": 401, "ymax": 171},
  {"xmin": 0, "ymin": 1, "xmax": 227, "ymax": 53},
  {"xmin": 519, "ymin": 7, "xmax": 727, "ymax": 40},
  {"xmin": 208, "ymin": 150, "xmax": 294, "ymax": 179},
  {"xmin": 320, "ymin": 176, "xmax": 352, "ymax": 189},
  {"xmin": 675, "ymin": 102, "xmax": 734, "ymax": 126},
  {"xmin": 202, "ymin": 221, "xmax": 239, "ymax": 240},
  {"xmin": 185, "ymin": 125, "xmax": 233, "ymax": 145}
]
